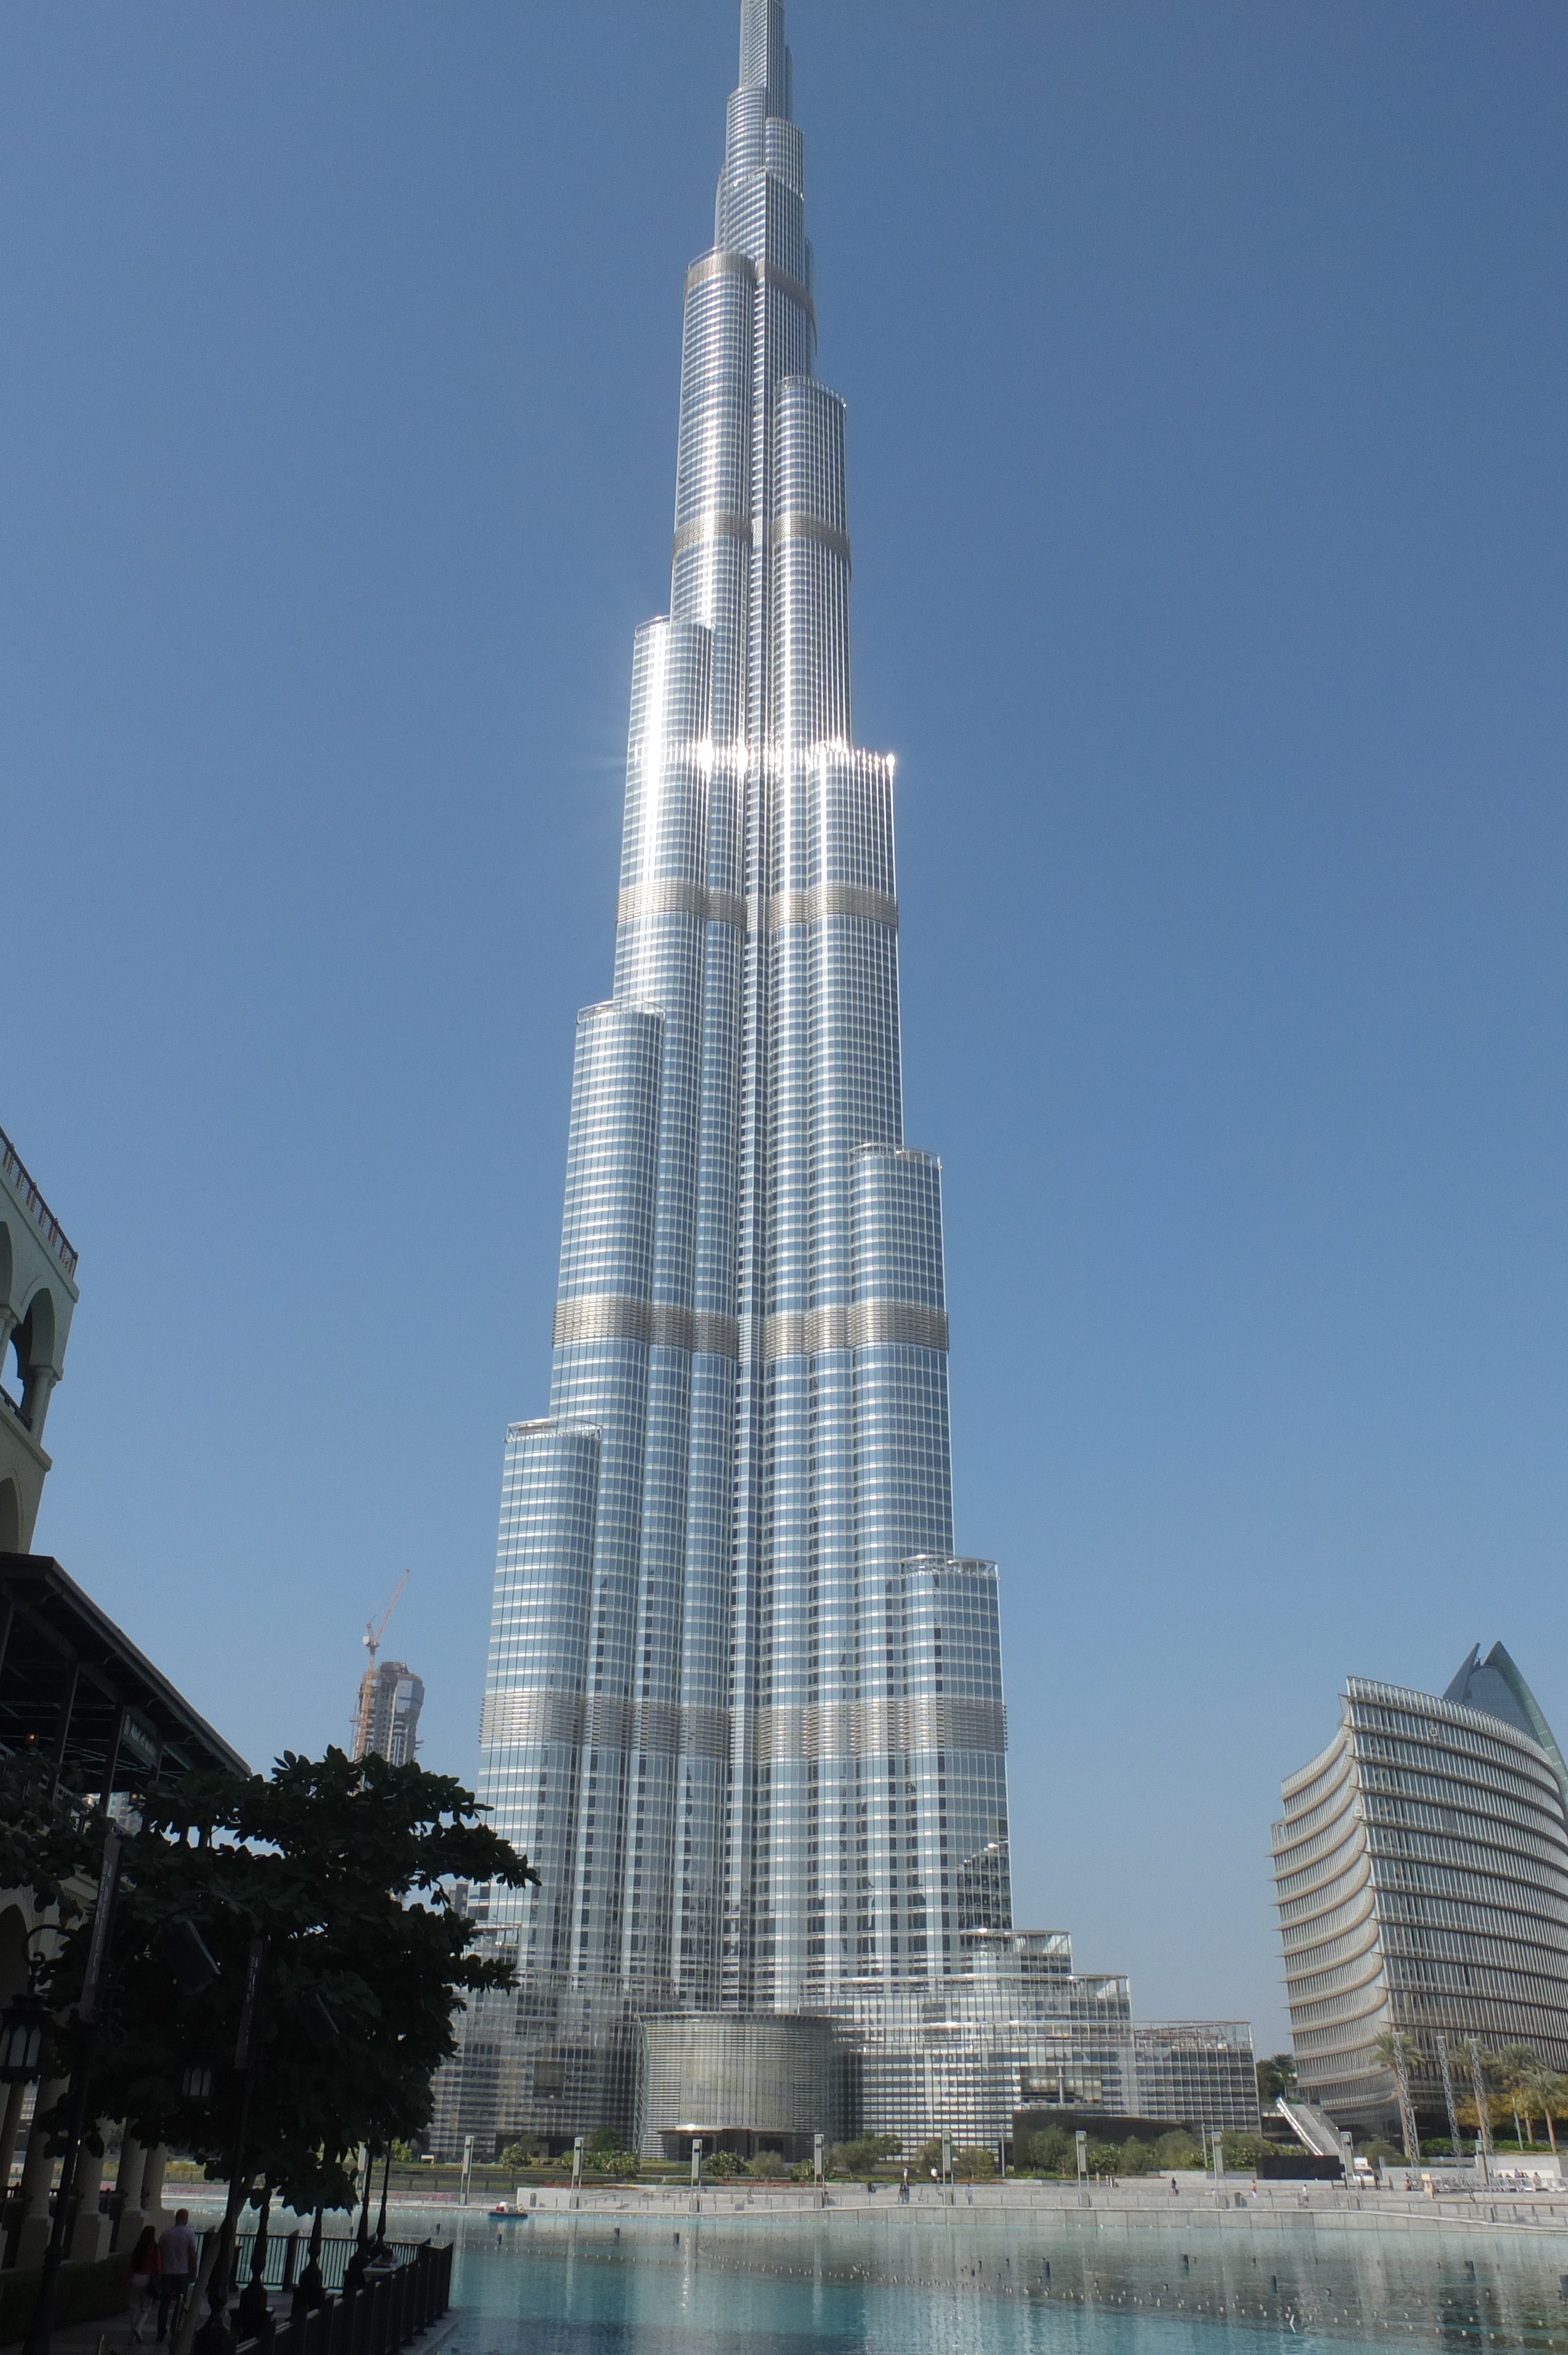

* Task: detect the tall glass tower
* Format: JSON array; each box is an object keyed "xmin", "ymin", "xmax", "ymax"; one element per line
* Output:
[{"xmin": 443, "ymin": 0, "xmax": 1012, "ymax": 2148}]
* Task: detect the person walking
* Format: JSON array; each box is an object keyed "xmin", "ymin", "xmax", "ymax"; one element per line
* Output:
[
  {"xmin": 127, "ymin": 2227, "xmax": 160, "ymax": 2343},
  {"xmin": 156, "ymin": 2210, "xmax": 198, "ymax": 2343}
]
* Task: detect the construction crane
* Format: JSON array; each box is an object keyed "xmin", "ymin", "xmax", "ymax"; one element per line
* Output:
[{"xmin": 351, "ymin": 1570, "xmax": 410, "ymax": 1759}]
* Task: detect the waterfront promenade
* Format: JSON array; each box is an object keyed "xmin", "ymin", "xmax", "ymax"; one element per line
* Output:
[
  {"xmin": 172, "ymin": 2172, "xmax": 1568, "ymax": 2241},
  {"xmin": 507, "ymin": 2172, "xmax": 1568, "ymax": 2238}
]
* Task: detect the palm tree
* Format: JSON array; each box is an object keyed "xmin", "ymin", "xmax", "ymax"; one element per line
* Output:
[
  {"xmin": 1520, "ymin": 2060, "xmax": 1562, "ymax": 2155},
  {"xmin": 1494, "ymin": 2045, "xmax": 1540, "ymax": 2150},
  {"xmin": 1371, "ymin": 2028, "xmax": 1421, "ymax": 2164}
]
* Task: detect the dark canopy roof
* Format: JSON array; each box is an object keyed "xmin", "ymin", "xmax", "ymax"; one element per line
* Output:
[{"xmin": 0, "ymin": 1553, "xmax": 247, "ymax": 1795}]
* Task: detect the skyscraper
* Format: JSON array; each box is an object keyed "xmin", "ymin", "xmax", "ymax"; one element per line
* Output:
[
  {"xmin": 353, "ymin": 1659, "xmax": 425, "ymax": 1768},
  {"xmin": 438, "ymin": 0, "xmax": 1012, "ymax": 2151}
]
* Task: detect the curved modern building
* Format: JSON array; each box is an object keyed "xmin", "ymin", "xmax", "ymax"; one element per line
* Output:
[
  {"xmin": 1272, "ymin": 1659, "xmax": 1568, "ymax": 2135},
  {"xmin": 435, "ymin": 0, "xmax": 1013, "ymax": 2152}
]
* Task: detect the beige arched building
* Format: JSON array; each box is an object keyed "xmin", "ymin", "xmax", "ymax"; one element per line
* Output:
[{"xmin": 0, "ymin": 1124, "xmax": 78, "ymax": 1556}]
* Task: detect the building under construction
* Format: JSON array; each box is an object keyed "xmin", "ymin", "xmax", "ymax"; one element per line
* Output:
[
  {"xmin": 351, "ymin": 1570, "xmax": 424, "ymax": 1764},
  {"xmin": 353, "ymin": 1657, "xmax": 424, "ymax": 1766}
]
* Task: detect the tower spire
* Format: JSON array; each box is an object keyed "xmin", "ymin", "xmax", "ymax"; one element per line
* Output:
[{"xmin": 739, "ymin": 0, "xmax": 791, "ymax": 118}]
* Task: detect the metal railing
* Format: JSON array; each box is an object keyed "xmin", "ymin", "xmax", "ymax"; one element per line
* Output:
[
  {"xmin": 0, "ymin": 1125, "xmax": 78, "ymax": 1281},
  {"xmin": 229, "ymin": 2234, "xmax": 420, "ymax": 2294},
  {"xmin": 214, "ymin": 2237, "xmax": 452, "ymax": 2355}
]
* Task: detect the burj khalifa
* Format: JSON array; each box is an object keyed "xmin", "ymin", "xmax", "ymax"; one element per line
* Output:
[{"xmin": 441, "ymin": 0, "xmax": 1013, "ymax": 2150}]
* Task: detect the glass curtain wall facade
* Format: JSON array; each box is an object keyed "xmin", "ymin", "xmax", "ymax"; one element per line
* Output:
[
  {"xmin": 437, "ymin": 0, "xmax": 1011, "ymax": 2152},
  {"xmin": 1272, "ymin": 1668, "xmax": 1568, "ymax": 2134}
]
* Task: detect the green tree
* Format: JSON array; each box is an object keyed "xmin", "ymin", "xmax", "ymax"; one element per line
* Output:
[
  {"xmin": 1221, "ymin": 2132, "xmax": 1276, "ymax": 2171},
  {"xmin": 746, "ymin": 2148, "xmax": 786, "ymax": 2179},
  {"xmin": 953, "ymin": 2144, "xmax": 996, "ymax": 2179},
  {"xmin": 1522, "ymin": 2063, "xmax": 1567, "ymax": 2154},
  {"xmin": 828, "ymin": 2133, "xmax": 900, "ymax": 2176},
  {"xmin": 1370, "ymin": 2028, "xmax": 1421, "ymax": 2162},
  {"xmin": 0, "ymin": 1752, "xmax": 101, "ymax": 1927},
  {"xmin": 1016, "ymin": 2123, "xmax": 1073, "ymax": 2175},
  {"xmin": 42, "ymin": 1748, "xmax": 535, "ymax": 2347},
  {"xmin": 1152, "ymin": 2130, "xmax": 1202, "ymax": 2170},
  {"xmin": 586, "ymin": 2124, "xmax": 627, "ymax": 2161},
  {"xmin": 1491, "ymin": 2044, "xmax": 1542, "ymax": 2147},
  {"xmin": 1255, "ymin": 2052, "xmax": 1298, "ymax": 2107}
]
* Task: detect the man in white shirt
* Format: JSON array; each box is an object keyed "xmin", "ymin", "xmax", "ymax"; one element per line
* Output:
[{"xmin": 157, "ymin": 2210, "xmax": 198, "ymax": 2343}]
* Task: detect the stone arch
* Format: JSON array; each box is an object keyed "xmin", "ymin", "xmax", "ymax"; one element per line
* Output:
[
  {"xmin": 0, "ymin": 1220, "xmax": 11, "ymax": 1315},
  {"xmin": 13, "ymin": 1287, "xmax": 59, "ymax": 1435},
  {"xmin": 15, "ymin": 1285, "xmax": 55, "ymax": 1375},
  {"xmin": 0, "ymin": 1476, "xmax": 19, "ymax": 1553}
]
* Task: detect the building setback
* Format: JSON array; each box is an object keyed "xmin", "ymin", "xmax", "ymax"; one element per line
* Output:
[{"xmin": 1272, "ymin": 1661, "xmax": 1568, "ymax": 2136}]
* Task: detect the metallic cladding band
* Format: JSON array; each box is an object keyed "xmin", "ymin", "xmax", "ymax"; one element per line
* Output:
[
  {"xmin": 761, "ymin": 1301, "xmax": 949, "ymax": 1358},
  {"xmin": 772, "ymin": 510, "xmax": 852, "ymax": 568},
  {"xmin": 616, "ymin": 877, "xmax": 746, "ymax": 928},
  {"xmin": 617, "ymin": 878, "xmax": 895, "ymax": 933},
  {"xmin": 552, "ymin": 1293, "xmax": 742, "ymax": 1358},
  {"xmin": 683, "ymin": 247, "xmax": 815, "ymax": 326},
  {"xmin": 552, "ymin": 1293, "xmax": 944, "ymax": 1358},
  {"xmin": 474, "ymin": 1694, "xmax": 729, "ymax": 1762},
  {"xmin": 672, "ymin": 509, "xmax": 752, "ymax": 556},
  {"xmin": 479, "ymin": 1690, "xmax": 999, "ymax": 1761},
  {"xmin": 763, "ymin": 881, "xmax": 898, "ymax": 930},
  {"xmin": 742, "ymin": 1696, "xmax": 1007, "ymax": 1759},
  {"xmin": 672, "ymin": 510, "xmax": 847, "ymax": 569}
]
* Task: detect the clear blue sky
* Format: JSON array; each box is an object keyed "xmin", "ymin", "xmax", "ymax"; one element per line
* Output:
[{"xmin": 4, "ymin": 2, "xmax": 1565, "ymax": 2056}]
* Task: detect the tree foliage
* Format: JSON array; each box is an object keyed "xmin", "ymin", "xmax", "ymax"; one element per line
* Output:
[
  {"xmin": 1255, "ymin": 2052, "xmax": 1297, "ymax": 2105},
  {"xmin": 42, "ymin": 1747, "xmax": 536, "ymax": 2214},
  {"xmin": 826, "ymin": 2133, "xmax": 899, "ymax": 2176},
  {"xmin": 0, "ymin": 1752, "xmax": 102, "ymax": 1927}
]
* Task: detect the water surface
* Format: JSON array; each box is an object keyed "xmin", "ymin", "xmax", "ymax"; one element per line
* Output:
[{"xmin": 446, "ymin": 2215, "xmax": 1568, "ymax": 2355}]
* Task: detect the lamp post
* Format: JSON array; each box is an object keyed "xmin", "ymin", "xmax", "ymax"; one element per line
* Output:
[
  {"xmin": 22, "ymin": 1829, "xmax": 124, "ymax": 2355},
  {"xmin": 1435, "ymin": 2035, "xmax": 1463, "ymax": 2162},
  {"xmin": 0, "ymin": 1985, "xmax": 49, "ymax": 2086}
]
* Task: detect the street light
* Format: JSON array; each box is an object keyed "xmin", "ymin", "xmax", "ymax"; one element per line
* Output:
[{"xmin": 0, "ymin": 1990, "xmax": 48, "ymax": 2085}]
